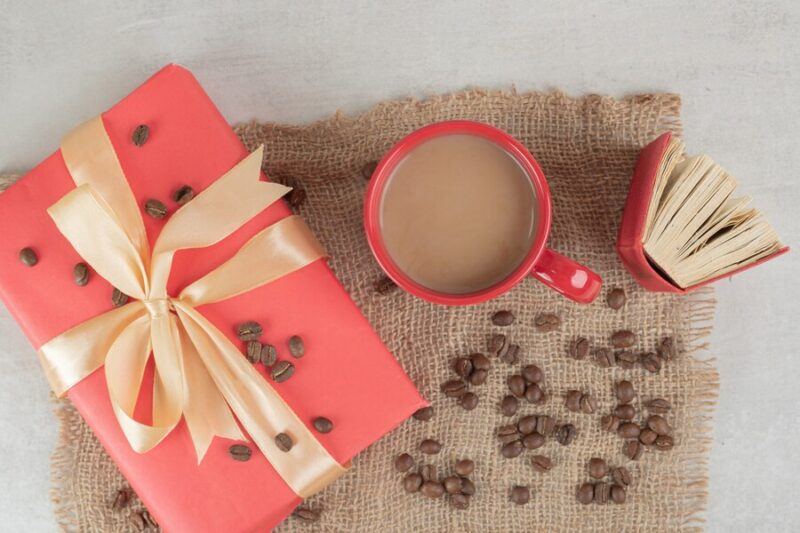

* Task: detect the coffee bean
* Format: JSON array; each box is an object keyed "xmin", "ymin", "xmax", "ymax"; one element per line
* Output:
[
  {"xmin": 488, "ymin": 333, "xmax": 507, "ymax": 355},
  {"xmin": 580, "ymin": 394, "xmax": 596, "ymax": 414},
  {"xmin": 237, "ymin": 321, "xmax": 263, "ymax": 341},
  {"xmin": 246, "ymin": 340, "xmax": 262, "ymax": 363},
  {"xmin": 594, "ymin": 347, "xmax": 615, "ymax": 368},
  {"xmin": 501, "ymin": 395, "xmax": 519, "ymax": 417},
  {"xmin": 287, "ymin": 335, "xmax": 305, "ymax": 358},
  {"xmin": 508, "ymin": 375, "xmax": 527, "ymax": 398},
  {"xmin": 449, "ymin": 493, "xmax": 470, "ymax": 510},
  {"xmin": 459, "ymin": 392, "xmax": 479, "ymax": 411},
  {"xmin": 614, "ymin": 404, "xmax": 636, "ymax": 420},
  {"xmin": 441, "ymin": 379, "xmax": 467, "ymax": 398},
  {"xmin": 361, "ymin": 160, "xmax": 378, "ymax": 180},
  {"xmin": 112, "ymin": 487, "xmax": 131, "ymax": 511},
  {"xmin": 455, "ymin": 459, "xmax": 474, "ymax": 476},
  {"xmin": 452, "ymin": 357, "xmax": 473, "ymax": 378},
  {"xmin": 611, "ymin": 330, "xmax": 636, "ymax": 348},
  {"xmin": 568, "ymin": 337, "xmax": 590, "ymax": 359},
  {"xmin": 260, "ymin": 344, "xmax": 277, "ymax": 366},
  {"xmin": 228, "ymin": 444, "xmax": 252, "ymax": 461},
  {"xmin": 275, "ymin": 432, "xmax": 293, "ymax": 452},
  {"xmin": 565, "ymin": 390, "xmax": 582, "ymax": 412},
  {"xmin": 616, "ymin": 350, "xmax": 639, "ymax": 369},
  {"xmin": 601, "ymin": 414, "xmax": 621, "ymax": 432},
  {"xmin": 491, "ymin": 310, "xmax": 515, "ymax": 326},
  {"xmin": 132, "ymin": 124, "xmax": 150, "ymax": 146},
  {"xmin": 534, "ymin": 313, "xmax": 560, "ymax": 332},
  {"xmin": 374, "ymin": 275, "xmax": 397, "ymax": 294},
  {"xmin": 286, "ymin": 188, "xmax": 307, "ymax": 209},
  {"xmin": 111, "ymin": 288, "xmax": 129, "ymax": 307},
  {"xmin": 18, "ymin": 247, "xmax": 38, "ymax": 267},
  {"xmin": 469, "ymin": 368, "xmax": 488, "ymax": 386},
  {"xmin": 642, "ymin": 352, "xmax": 663, "ymax": 373},
  {"xmin": 313, "ymin": 416, "xmax": 333, "ymax": 433},
  {"xmin": 618, "ymin": 422, "xmax": 641, "ymax": 439},
  {"xmin": 403, "ymin": 472, "xmax": 423, "ymax": 492},
  {"xmin": 501, "ymin": 440, "xmax": 524, "ymax": 458},
  {"xmin": 522, "ymin": 432, "xmax": 545, "ymax": 450},
  {"xmin": 443, "ymin": 475, "xmax": 463, "ymax": 494},
  {"xmin": 271, "ymin": 360, "xmax": 295, "ymax": 383},
  {"xmin": 420, "ymin": 464, "xmax": 437, "ymax": 481},
  {"xmin": 657, "ymin": 336, "xmax": 677, "ymax": 360},
  {"xmin": 144, "ymin": 198, "xmax": 168, "ymax": 219},
  {"xmin": 576, "ymin": 483, "xmax": 594, "ymax": 504},
  {"xmin": 588, "ymin": 457, "xmax": 608, "ymax": 479},
  {"xmin": 530, "ymin": 455, "xmax": 553, "ymax": 473},
  {"xmin": 525, "ymin": 383, "xmax": 544, "ymax": 404},
  {"xmin": 594, "ymin": 481, "xmax": 610, "ymax": 504},
  {"xmin": 501, "ymin": 343, "xmax": 521, "ymax": 364},
  {"xmin": 521, "ymin": 364, "xmax": 543, "ymax": 384},
  {"xmin": 517, "ymin": 416, "xmax": 537, "ymax": 435},
  {"xmin": 73, "ymin": 262, "xmax": 89, "ymax": 286},
  {"xmin": 470, "ymin": 352, "xmax": 491, "ymax": 371},
  {"xmin": 606, "ymin": 288, "xmax": 626, "ymax": 310},
  {"xmin": 536, "ymin": 415, "xmax": 555, "ymax": 436},
  {"xmin": 510, "ymin": 485, "xmax": 530, "ymax": 505},
  {"xmin": 654, "ymin": 435, "xmax": 675, "ymax": 450},
  {"xmin": 412, "ymin": 406, "xmax": 434, "ymax": 421},
  {"xmin": 616, "ymin": 380, "xmax": 635, "ymax": 404},
  {"xmin": 610, "ymin": 484, "xmax": 626, "ymax": 504},
  {"xmin": 498, "ymin": 423, "xmax": 521, "ymax": 441},
  {"xmin": 647, "ymin": 398, "xmax": 672, "ymax": 414},
  {"xmin": 460, "ymin": 477, "xmax": 476, "ymax": 495},
  {"xmin": 172, "ymin": 185, "xmax": 195, "ymax": 205},
  {"xmin": 622, "ymin": 440, "xmax": 643, "ymax": 460},
  {"xmin": 639, "ymin": 428, "xmax": 658, "ymax": 445},
  {"xmin": 556, "ymin": 423, "xmax": 577, "ymax": 446},
  {"xmin": 420, "ymin": 439, "xmax": 442, "ymax": 454},
  {"xmin": 646, "ymin": 415, "xmax": 671, "ymax": 435},
  {"xmin": 421, "ymin": 480, "xmax": 445, "ymax": 499},
  {"xmin": 498, "ymin": 431, "xmax": 521, "ymax": 446},
  {"xmin": 294, "ymin": 507, "xmax": 320, "ymax": 522},
  {"xmin": 611, "ymin": 466, "xmax": 632, "ymax": 486},
  {"xmin": 395, "ymin": 453, "xmax": 415, "ymax": 472}
]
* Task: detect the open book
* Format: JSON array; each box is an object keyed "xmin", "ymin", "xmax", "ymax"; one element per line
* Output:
[{"xmin": 617, "ymin": 132, "xmax": 787, "ymax": 293}]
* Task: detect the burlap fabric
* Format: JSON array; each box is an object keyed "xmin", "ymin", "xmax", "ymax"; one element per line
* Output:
[{"xmin": 1, "ymin": 89, "xmax": 718, "ymax": 532}]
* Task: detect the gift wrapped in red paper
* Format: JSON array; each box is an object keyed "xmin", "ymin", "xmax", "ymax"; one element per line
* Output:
[{"xmin": 0, "ymin": 65, "xmax": 426, "ymax": 532}]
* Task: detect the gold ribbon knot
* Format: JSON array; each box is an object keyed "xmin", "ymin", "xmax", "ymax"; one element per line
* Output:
[{"xmin": 35, "ymin": 116, "xmax": 346, "ymax": 497}]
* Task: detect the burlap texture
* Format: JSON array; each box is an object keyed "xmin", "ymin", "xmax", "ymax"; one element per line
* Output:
[{"xmin": 1, "ymin": 89, "xmax": 718, "ymax": 532}]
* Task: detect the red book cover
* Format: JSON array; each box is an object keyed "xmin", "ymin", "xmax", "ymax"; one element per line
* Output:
[
  {"xmin": 0, "ymin": 65, "xmax": 426, "ymax": 532},
  {"xmin": 616, "ymin": 131, "xmax": 788, "ymax": 293}
]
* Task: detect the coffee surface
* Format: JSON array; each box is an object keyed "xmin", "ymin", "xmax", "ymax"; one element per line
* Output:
[{"xmin": 380, "ymin": 134, "xmax": 537, "ymax": 294}]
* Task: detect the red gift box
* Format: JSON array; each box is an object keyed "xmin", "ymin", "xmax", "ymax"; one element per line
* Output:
[
  {"xmin": 616, "ymin": 131, "xmax": 789, "ymax": 293},
  {"xmin": 0, "ymin": 65, "xmax": 426, "ymax": 532}
]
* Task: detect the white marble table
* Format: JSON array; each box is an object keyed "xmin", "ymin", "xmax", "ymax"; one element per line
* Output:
[{"xmin": 0, "ymin": 1, "xmax": 797, "ymax": 531}]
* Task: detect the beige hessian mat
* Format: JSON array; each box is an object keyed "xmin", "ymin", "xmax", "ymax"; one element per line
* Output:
[{"xmin": 1, "ymin": 89, "xmax": 718, "ymax": 532}]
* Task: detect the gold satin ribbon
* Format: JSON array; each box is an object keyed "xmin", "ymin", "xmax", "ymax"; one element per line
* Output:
[{"xmin": 36, "ymin": 116, "xmax": 347, "ymax": 497}]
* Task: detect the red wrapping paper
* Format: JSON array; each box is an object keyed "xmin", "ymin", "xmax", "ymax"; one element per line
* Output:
[{"xmin": 0, "ymin": 65, "xmax": 426, "ymax": 532}]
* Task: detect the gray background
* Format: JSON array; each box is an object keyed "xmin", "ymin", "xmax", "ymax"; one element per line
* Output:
[{"xmin": 0, "ymin": 1, "xmax": 797, "ymax": 531}]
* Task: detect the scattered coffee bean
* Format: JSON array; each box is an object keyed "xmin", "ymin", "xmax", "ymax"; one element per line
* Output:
[
  {"xmin": 525, "ymin": 383, "xmax": 544, "ymax": 404},
  {"xmin": 654, "ymin": 435, "xmax": 675, "ymax": 450},
  {"xmin": 488, "ymin": 333, "xmax": 507, "ymax": 354},
  {"xmin": 646, "ymin": 415, "xmax": 671, "ymax": 435},
  {"xmin": 501, "ymin": 440, "xmax": 524, "ymax": 458},
  {"xmin": 568, "ymin": 337, "xmax": 590, "ymax": 359},
  {"xmin": 601, "ymin": 414, "xmax": 621, "ymax": 432},
  {"xmin": 460, "ymin": 477, "xmax": 476, "ymax": 495},
  {"xmin": 616, "ymin": 350, "xmax": 639, "ymax": 369},
  {"xmin": 612, "ymin": 466, "xmax": 632, "ymax": 486},
  {"xmin": 580, "ymin": 394, "xmax": 596, "ymax": 414},
  {"xmin": 403, "ymin": 472, "xmax": 423, "ymax": 492},
  {"xmin": 395, "ymin": 453, "xmax": 415, "ymax": 472},
  {"xmin": 294, "ymin": 507, "xmax": 320, "ymax": 522},
  {"xmin": 606, "ymin": 288, "xmax": 626, "ymax": 310},
  {"xmin": 534, "ymin": 313, "xmax": 560, "ymax": 332},
  {"xmin": 459, "ymin": 392, "xmax": 479, "ymax": 411},
  {"xmin": 73, "ymin": 262, "xmax": 89, "ymax": 286},
  {"xmin": 498, "ymin": 423, "xmax": 521, "ymax": 443},
  {"xmin": 455, "ymin": 459, "xmax": 475, "ymax": 476},
  {"xmin": 470, "ymin": 353, "xmax": 491, "ymax": 371},
  {"xmin": 412, "ymin": 406, "xmax": 434, "ymax": 421},
  {"xmin": 246, "ymin": 341, "xmax": 262, "ymax": 363},
  {"xmin": 18, "ymin": 247, "xmax": 38, "ymax": 267},
  {"xmin": 576, "ymin": 483, "xmax": 595, "ymax": 504},
  {"xmin": 288, "ymin": 335, "xmax": 305, "ymax": 358},
  {"xmin": 657, "ymin": 336, "xmax": 677, "ymax": 360},
  {"xmin": 443, "ymin": 475, "xmax": 463, "ymax": 494},
  {"xmin": 420, "ymin": 439, "xmax": 442, "ymax": 455},
  {"xmin": 260, "ymin": 344, "xmax": 277, "ymax": 366},
  {"xmin": 112, "ymin": 487, "xmax": 131, "ymax": 511},
  {"xmin": 501, "ymin": 395, "xmax": 519, "ymax": 416},
  {"xmin": 594, "ymin": 481, "xmax": 610, "ymax": 504},
  {"xmin": 421, "ymin": 480, "xmax": 445, "ymax": 499},
  {"xmin": 275, "ymin": 432, "xmax": 293, "ymax": 452},
  {"xmin": 622, "ymin": 440, "xmax": 643, "ymax": 460},
  {"xmin": 491, "ymin": 310, "xmax": 515, "ymax": 326},
  {"xmin": 642, "ymin": 352, "xmax": 663, "ymax": 373},
  {"xmin": 286, "ymin": 188, "xmax": 307, "ymax": 209},
  {"xmin": 594, "ymin": 347, "xmax": 615, "ymax": 368},
  {"xmin": 441, "ymin": 379, "xmax": 467, "ymax": 398},
  {"xmin": 517, "ymin": 415, "xmax": 537, "ymax": 435},
  {"xmin": 374, "ymin": 275, "xmax": 398, "ymax": 294},
  {"xmin": 172, "ymin": 185, "xmax": 195, "ymax": 205},
  {"xmin": 228, "ymin": 444, "xmax": 252, "ymax": 461},
  {"xmin": 469, "ymin": 368, "xmax": 488, "ymax": 386},
  {"xmin": 501, "ymin": 343, "xmax": 521, "ymax": 364},
  {"xmin": 610, "ymin": 330, "xmax": 636, "ymax": 348},
  {"xmin": 639, "ymin": 428, "xmax": 658, "ymax": 445},
  {"xmin": 420, "ymin": 464, "xmax": 437, "ymax": 481},
  {"xmin": 508, "ymin": 375, "xmax": 527, "ymax": 398},
  {"xmin": 313, "ymin": 416, "xmax": 333, "ymax": 433},
  {"xmin": 618, "ymin": 422, "xmax": 641, "ymax": 439},
  {"xmin": 530, "ymin": 455, "xmax": 553, "ymax": 473},
  {"xmin": 556, "ymin": 423, "xmax": 577, "ymax": 446},
  {"xmin": 522, "ymin": 432, "xmax": 545, "ymax": 450},
  {"xmin": 510, "ymin": 485, "xmax": 530, "ymax": 505},
  {"xmin": 610, "ymin": 484, "xmax": 626, "ymax": 504},
  {"xmin": 647, "ymin": 398, "xmax": 672, "ymax": 414},
  {"xmin": 452, "ymin": 357, "xmax": 473, "ymax": 378},
  {"xmin": 237, "ymin": 321, "xmax": 263, "ymax": 341},
  {"xmin": 111, "ymin": 288, "xmax": 128, "ymax": 307},
  {"xmin": 614, "ymin": 404, "xmax": 636, "ymax": 420},
  {"xmin": 271, "ymin": 360, "xmax": 295, "ymax": 383},
  {"xmin": 588, "ymin": 457, "xmax": 608, "ymax": 479},
  {"xmin": 144, "ymin": 199, "xmax": 168, "ymax": 219},
  {"xmin": 449, "ymin": 493, "xmax": 470, "ymax": 510},
  {"xmin": 536, "ymin": 416, "xmax": 555, "ymax": 436},
  {"xmin": 565, "ymin": 390, "xmax": 583, "ymax": 412},
  {"xmin": 521, "ymin": 364, "xmax": 543, "ymax": 383},
  {"xmin": 131, "ymin": 124, "xmax": 150, "ymax": 146},
  {"xmin": 361, "ymin": 160, "xmax": 378, "ymax": 180},
  {"xmin": 616, "ymin": 380, "xmax": 635, "ymax": 404}
]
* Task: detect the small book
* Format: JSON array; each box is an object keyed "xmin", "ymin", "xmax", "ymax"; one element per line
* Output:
[{"xmin": 617, "ymin": 132, "xmax": 788, "ymax": 293}]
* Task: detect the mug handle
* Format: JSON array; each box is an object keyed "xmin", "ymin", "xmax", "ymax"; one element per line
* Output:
[{"xmin": 529, "ymin": 248, "xmax": 602, "ymax": 304}]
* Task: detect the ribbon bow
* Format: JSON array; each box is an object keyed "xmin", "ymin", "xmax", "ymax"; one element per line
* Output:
[{"xmin": 36, "ymin": 117, "xmax": 346, "ymax": 497}]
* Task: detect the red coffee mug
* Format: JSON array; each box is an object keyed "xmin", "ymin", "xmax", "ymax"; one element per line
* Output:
[{"xmin": 364, "ymin": 120, "xmax": 602, "ymax": 305}]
